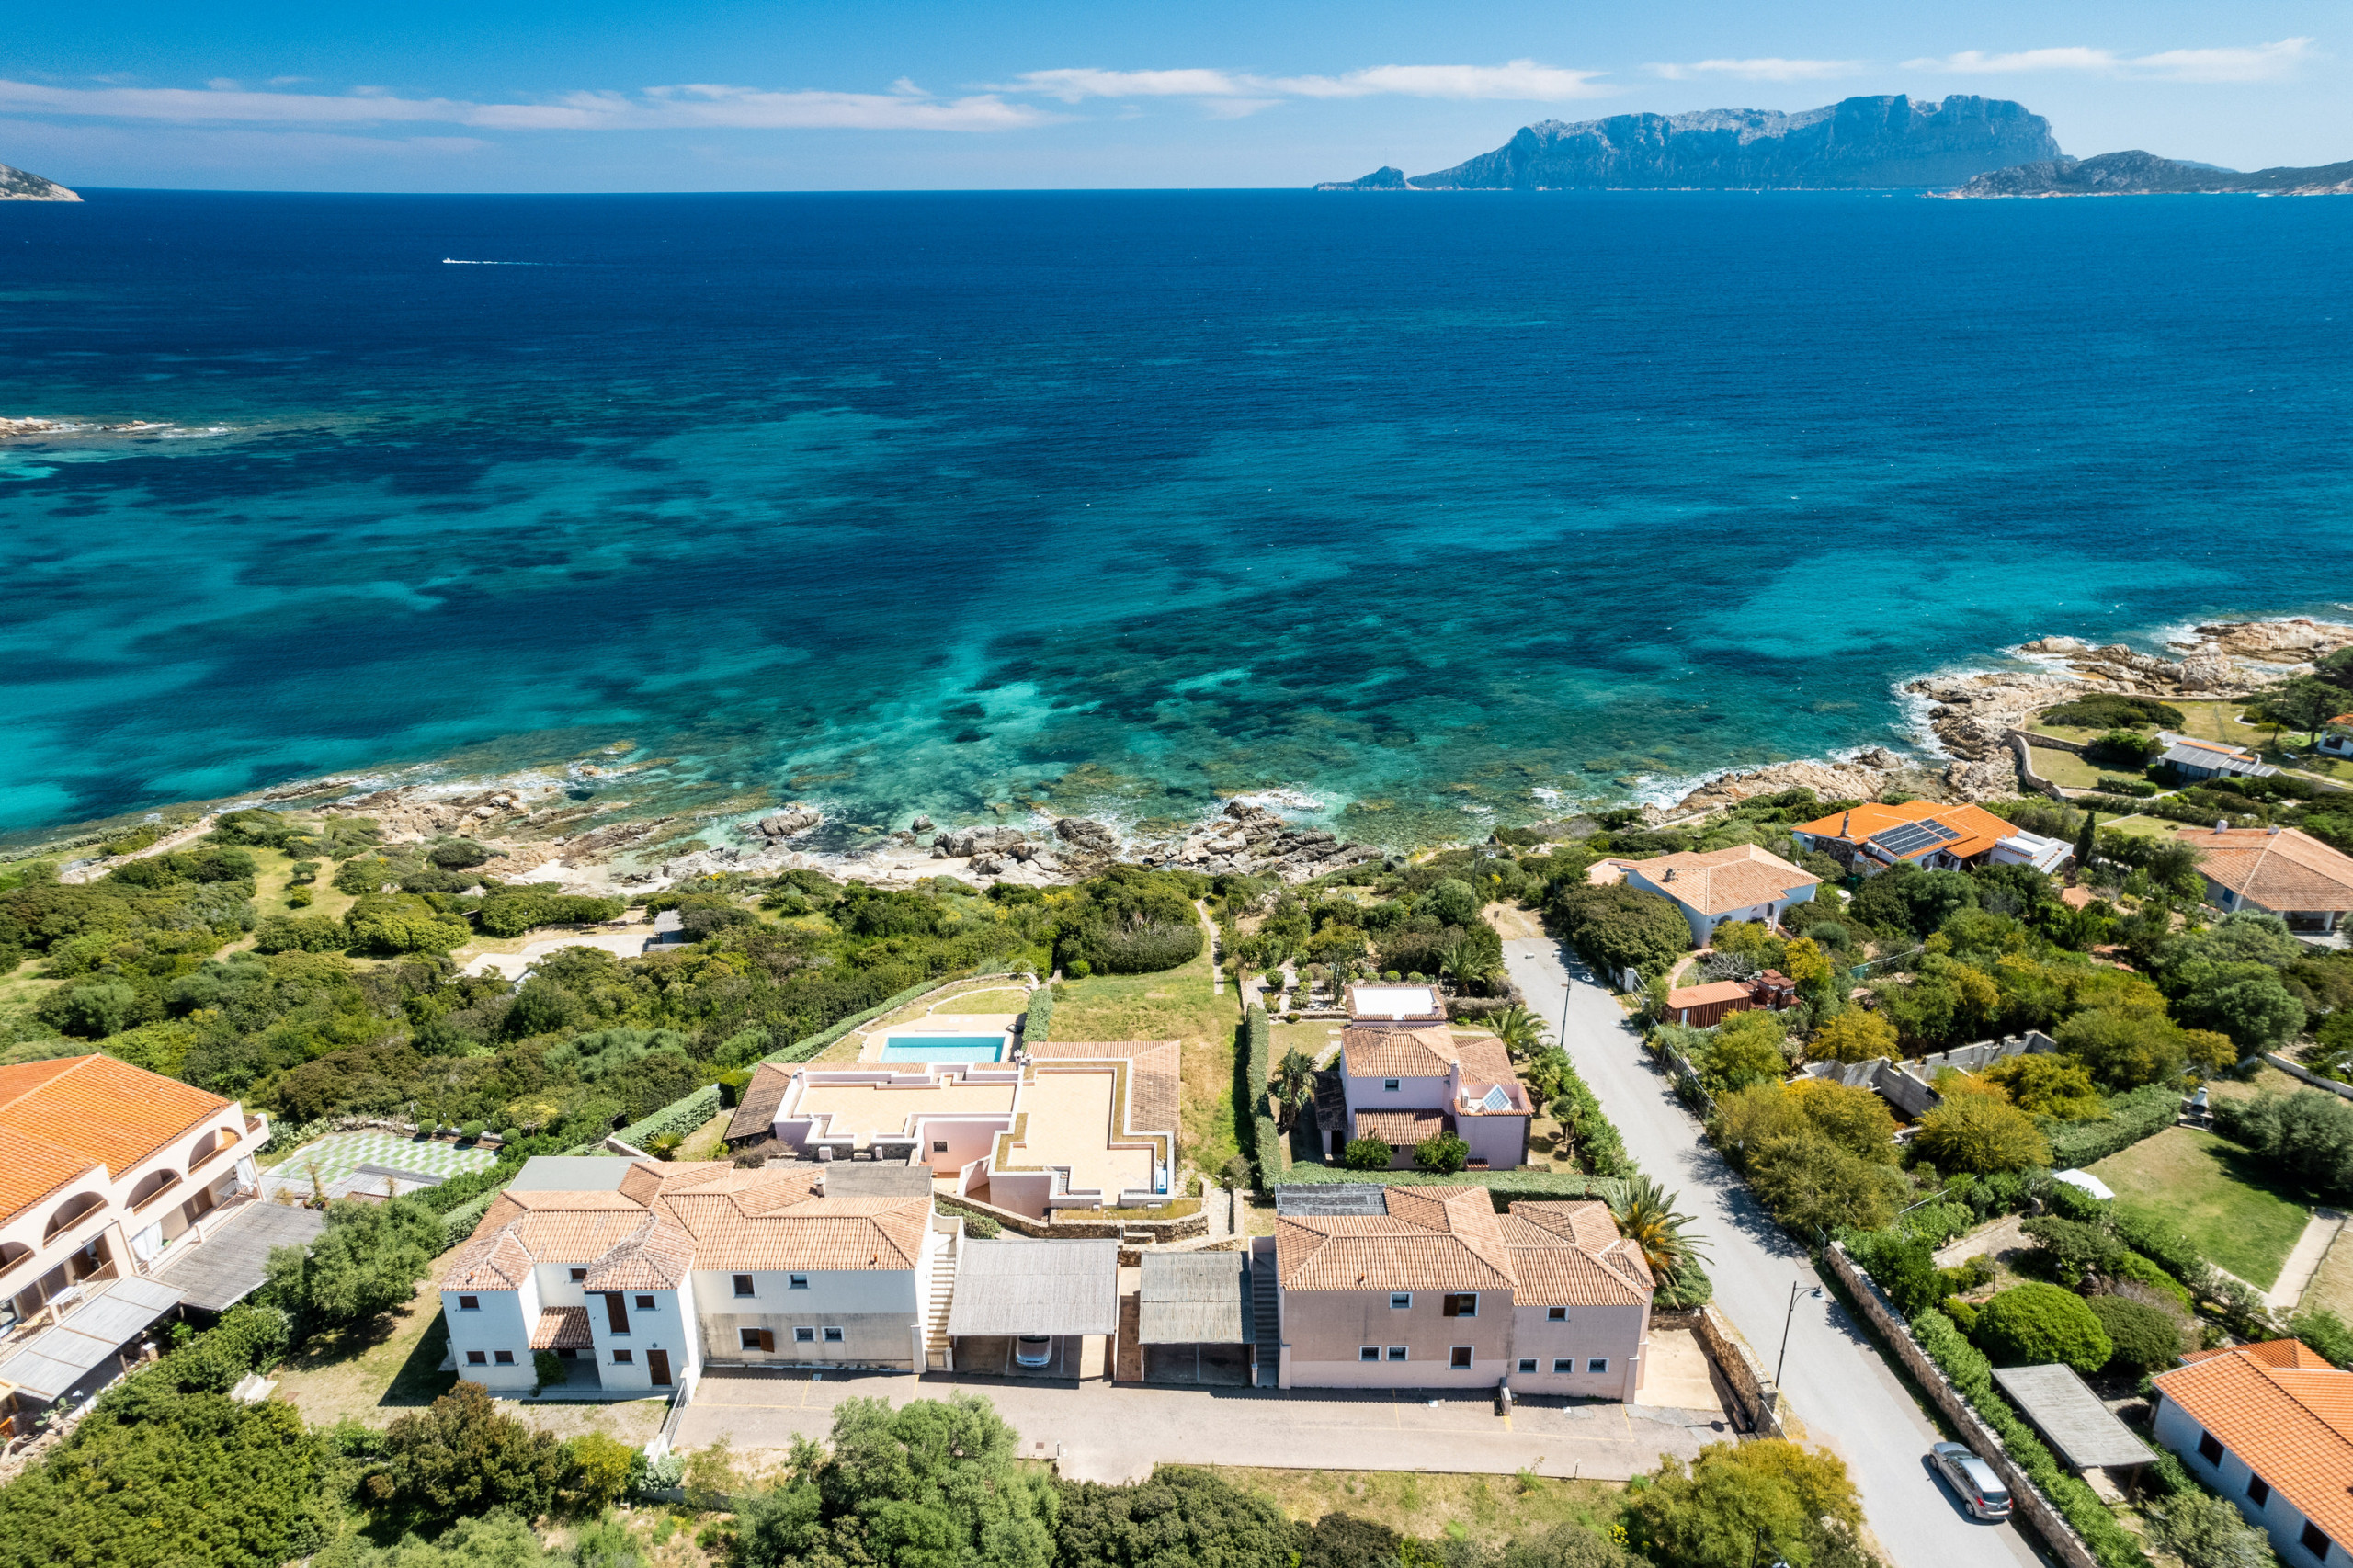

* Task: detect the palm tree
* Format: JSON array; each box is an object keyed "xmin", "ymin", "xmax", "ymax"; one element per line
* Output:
[
  {"xmin": 1611, "ymin": 1172, "xmax": 1709, "ymax": 1283},
  {"xmin": 1272, "ymin": 1048, "xmax": 1318, "ymax": 1131},
  {"xmin": 1486, "ymin": 1005, "xmax": 1548, "ymax": 1060},
  {"xmin": 1438, "ymin": 928, "xmax": 1504, "ymax": 994}
]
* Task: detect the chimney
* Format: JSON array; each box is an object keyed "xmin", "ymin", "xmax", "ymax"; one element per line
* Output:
[
  {"xmin": 2268, "ymin": 827, "xmax": 2281, "ymax": 836},
  {"xmin": 1662, "ymin": 868, "xmax": 1677, "ymax": 881},
  {"xmin": 1840, "ymin": 811, "xmax": 1851, "ymax": 837}
]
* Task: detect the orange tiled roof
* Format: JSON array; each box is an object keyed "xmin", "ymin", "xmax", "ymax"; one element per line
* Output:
[
  {"xmin": 1277, "ymin": 1185, "xmax": 1515, "ymax": 1294},
  {"xmin": 0, "ymin": 1055, "xmax": 234, "ymax": 1226},
  {"xmin": 1667, "ymin": 980, "xmax": 1752, "ymax": 1010},
  {"xmin": 530, "ymin": 1305, "xmax": 594, "ymax": 1349},
  {"xmin": 2154, "ymin": 1341, "xmax": 2353, "ymax": 1548},
  {"xmin": 2175, "ymin": 826, "xmax": 2353, "ymax": 913},
  {"xmin": 1342, "ymin": 1026, "xmax": 1462, "ymax": 1079},
  {"xmin": 1791, "ymin": 801, "xmax": 2021, "ymax": 864},
  {"xmin": 1353, "ymin": 1108, "xmax": 1447, "ymax": 1144},
  {"xmin": 1624, "ymin": 845, "xmax": 1819, "ymax": 916},
  {"xmin": 1500, "ymin": 1199, "xmax": 1655, "ymax": 1306}
]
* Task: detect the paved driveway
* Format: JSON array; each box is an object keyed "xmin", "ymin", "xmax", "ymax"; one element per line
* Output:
[
  {"xmin": 1506, "ymin": 938, "xmax": 2045, "ymax": 1568},
  {"xmin": 676, "ymin": 1365, "xmax": 1729, "ymax": 1484}
]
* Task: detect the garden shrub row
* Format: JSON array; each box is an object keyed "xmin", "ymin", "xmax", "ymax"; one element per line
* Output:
[
  {"xmin": 762, "ymin": 972, "xmax": 1001, "ymax": 1066},
  {"xmin": 608, "ymin": 1083, "xmax": 722, "ymax": 1153},
  {"xmin": 2042, "ymin": 1083, "xmax": 2183, "ymax": 1168},
  {"xmin": 2076, "ymin": 793, "xmax": 2262, "ymax": 830},
  {"xmin": 1023, "ymin": 983, "xmax": 1052, "ymax": 1044},
  {"xmin": 1907, "ymin": 1305, "xmax": 2153, "ymax": 1568},
  {"xmin": 1275, "ymin": 1164, "xmax": 1628, "ymax": 1205},
  {"xmin": 1238, "ymin": 1004, "xmax": 1279, "ymax": 1188}
]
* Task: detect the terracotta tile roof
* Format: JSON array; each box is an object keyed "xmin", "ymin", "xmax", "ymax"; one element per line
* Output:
[
  {"xmin": 2175, "ymin": 826, "xmax": 2353, "ymax": 913},
  {"xmin": 726, "ymin": 1062, "xmax": 794, "ymax": 1143},
  {"xmin": 2154, "ymin": 1341, "xmax": 2353, "ymax": 1547},
  {"xmin": 1027, "ymin": 1040, "xmax": 1181, "ymax": 1136},
  {"xmin": 1624, "ymin": 845, "xmax": 1820, "ymax": 917},
  {"xmin": 442, "ymin": 1226, "xmax": 538, "ymax": 1291},
  {"xmin": 1500, "ymin": 1201, "xmax": 1654, "ymax": 1305},
  {"xmin": 530, "ymin": 1306, "xmax": 594, "ymax": 1349},
  {"xmin": 1667, "ymin": 980, "xmax": 1752, "ymax": 1010},
  {"xmin": 1342, "ymin": 1026, "xmax": 1461, "ymax": 1079},
  {"xmin": 1452, "ymin": 1037, "xmax": 1517, "ymax": 1087},
  {"xmin": 1277, "ymin": 1185, "xmax": 1517, "ymax": 1293},
  {"xmin": 583, "ymin": 1220, "xmax": 695, "ymax": 1289},
  {"xmin": 1791, "ymin": 801, "xmax": 2023, "ymax": 864},
  {"xmin": 0, "ymin": 1055, "xmax": 233, "ymax": 1226},
  {"xmin": 1353, "ymin": 1108, "xmax": 1448, "ymax": 1144}
]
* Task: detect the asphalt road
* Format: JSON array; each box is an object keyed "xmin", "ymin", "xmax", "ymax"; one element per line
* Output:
[{"xmin": 1505, "ymin": 937, "xmax": 2047, "ymax": 1568}]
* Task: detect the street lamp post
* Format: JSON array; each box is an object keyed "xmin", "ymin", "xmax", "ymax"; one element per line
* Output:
[{"xmin": 1775, "ymin": 1278, "xmax": 1824, "ymax": 1390}]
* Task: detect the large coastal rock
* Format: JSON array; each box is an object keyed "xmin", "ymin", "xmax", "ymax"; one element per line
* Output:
[
  {"xmin": 0, "ymin": 162, "xmax": 79, "ymax": 202},
  {"xmin": 1342, "ymin": 96, "xmax": 2056, "ymax": 192},
  {"xmin": 1952, "ymin": 150, "xmax": 2353, "ymax": 199},
  {"xmin": 1139, "ymin": 802, "xmax": 1385, "ymax": 881}
]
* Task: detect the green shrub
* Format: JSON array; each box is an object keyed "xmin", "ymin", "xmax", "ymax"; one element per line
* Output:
[
  {"xmin": 1848, "ymin": 1230, "xmax": 1943, "ymax": 1318},
  {"xmin": 1024, "ymin": 983, "xmax": 1054, "ymax": 1044},
  {"xmin": 1413, "ymin": 1133, "xmax": 1470, "ymax": 1175},
  {"xmin": 2086, "ymin": 1294, "xmax": 2183, "ymax": 1374},
  {"xmin": 715, "ymin": 1068, "xmax": 754, "ymax": 1108},
  {"xmin": 2289, "ymin": 1307, "xmax": 2353, "ymax": 1369},
  {"xmin": 532, "ymin": 1348, "xmax": 566, "ymax": 1392},
  {"xmin": 2044, "ymin": 1082, "xmax": 2183, "ymax": 1167},
  {"xmin": 1237, "ymin": 1005, "xmax": 1279, "ymax": 1189},
  {"xmin": 2021, "ymin": 1215, "xmax": 2129, "ymax": 1287},
  {"xmin": 1343, "ymin": 1137, "xmax": 1393, "ymax": 1171},
  {"xmin": 1976, "ymin": 1282, "xmax": 2113, "ymax": 1374},
  {"xmin": 253, "ymin": 913, "xmax": 347, "ymax": 954}
]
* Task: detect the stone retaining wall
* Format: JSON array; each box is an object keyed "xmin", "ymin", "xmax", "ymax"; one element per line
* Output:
[
  {"xmin": 2262, "ymin": 1052, "xmax": 2353, "ymax": 1102},
  {"xmin": 2008, "ymin": 730, "xmax": 2068, "ymax": 800},
  {"xmin": 1825, "ymin": 1244, "xmax": 2102, "ymax": 1568},
  {"xmin": 936, "ymin": 1191, "xmax": 1210, "ymax": 1243},
  {"xmin": 1654, "ymin": 1304, "xmax": 1782, "ymax": 1438}
]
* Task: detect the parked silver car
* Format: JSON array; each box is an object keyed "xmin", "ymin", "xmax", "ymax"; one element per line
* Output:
[
  {"xmin": 1015, "ymin": 1335, "xmax": 1054, "ymax": 1369},
  {"xmin": 1930, "ymin": 1442, "xmax": 2013, "ymax": 1521}
]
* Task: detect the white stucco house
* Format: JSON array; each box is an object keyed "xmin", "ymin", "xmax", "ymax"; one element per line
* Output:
[
  {"xmin": 1619, "ymin": 845, "xmax": 1821, "ymax": 946},
  {"xmin": 2151, "ymin": 1341, "xmax": 2353, "ymax": 1568}
]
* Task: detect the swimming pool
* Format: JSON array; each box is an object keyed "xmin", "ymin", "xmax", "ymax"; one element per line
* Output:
[{"xmin": 879, "ymin": 1036, "xmax": 1006, "ymax": 1063}]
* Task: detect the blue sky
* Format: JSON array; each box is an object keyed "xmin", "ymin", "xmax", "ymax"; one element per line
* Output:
[{"xmin": 2, "ymin": 0, "xmax": 2345, "ymax": 191}]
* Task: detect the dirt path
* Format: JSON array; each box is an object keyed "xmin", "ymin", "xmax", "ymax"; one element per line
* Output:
[{"xmin": 2273, "ymin": 1209, "xmax": 2347, "ymax": 1311}]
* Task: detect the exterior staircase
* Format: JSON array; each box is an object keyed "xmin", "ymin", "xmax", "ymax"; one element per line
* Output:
[
  {"xmin": 1249, "ymin": 1235, "xmax": 1279, "ymax": 1388},
  {"xmin": 923, "ymin": 1228, "xmax": 961, "ymax": 1370}
]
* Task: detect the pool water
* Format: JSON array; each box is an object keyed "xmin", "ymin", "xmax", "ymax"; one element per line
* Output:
[{"xmin": 880, "ymin": 1036, "xmax": 1006, "ymax": 1063}]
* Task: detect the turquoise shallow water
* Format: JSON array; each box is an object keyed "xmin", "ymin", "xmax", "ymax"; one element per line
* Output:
[{"xmin": 0, "ymin": 189, "xmax": 2348, "ymax": 846}]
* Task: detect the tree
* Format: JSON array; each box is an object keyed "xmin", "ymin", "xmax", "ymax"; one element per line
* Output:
[
  {"xmin": 2214, "ymin": 1089, "xmax": 2353, "ymax": 1196},
  {"xmin": 1982, "ymin": 1053, "xmax": 2104, "ymax": 1119},
  {"xmin": 1746, "ymin": 1131, "xmax": 1907, "ymax": 1235},
  {"xmin": 2260, "ymin": 676, "xmax": 2346, "ymax": 744},
  {"xmin": 2086, "ymin": 1295, "xmax": 2184, "ymax": 1374},
  {"xmin": 1974, "ymin": 1283, "xmax": 2112, "ymax": 1375},
  {"xmin": 316, "ymin": 1514, "xmax": 573, "ymax": 1567},
  {"xmin": 1849, "ymin": 864, "xmax": 1978, "ymax": 942},
  {"xmin": 1298, "ymin": 1515, "xmax": 1404, "ymax": 1568},
  {"xmin": 2054, "ymin": 1006, "xmax": 2195, "ymax": 1089},
  {"xmin": 1342, "ymin": 1136, "xmax": 1392, "ymax": 1171},
  {"xmin": 1807, "ymin": 1009, "xmax": 1897, "ymax": 1064},
  {"xmin": 1056, "ymin": 1465, "xmax": 1298, "ymax": 1568},
  {"xmin": 1612, "ymin": 1173, "xmax": 1709, "ymax": 1282},
  {"xmin": 1847, "ymin": 1231, "xmax": 1942, "ymax": 1319},
  {"xmin": 344, "ymin": 894, "xmax": 472, "ymax": 955},
  {"xmin": 35, "ymin": 978, "xmax": 142, "ymax": 1038},
  {"xmin": 1914, "ymin": 1092, "xmax": 2050, "ymax": 1174},
  {"xmin": 2144, "ymin": 1484, "xmax": 2280, "ymax": 1568},
  {"xmin": 1780, "ymin": 936, "xmax": 1834, "ymax": 993},
  {"xmin": 267, "ymin": 1196, "xmax": 441, "ymax": 1331},
  {"xmin": 2180, "ymin": 970, "xmax": 2305, "ymax": 1052},
  {"xmin": 1414, "ymin": 1132, "xmax": 1470, "ymax": 1174},
  {"xmin": 1487, "ymin": 1005, "xmax": 1548, "ymax": 1058},
  {"xmin": 375, "ymin": 1381, "xmax": 567, "ymax": 1530},
  {"xmin": 1272, "ymin": 1049, "xmax": 1316, "ymax": 1131},
  {"xmin": 1438, "ymin": 926, "xmax": 1504, "ymax": 993},
  {"xmin": 1627, "ymin": 1439, "xmax": 1866, "ymax": 1568},
  {"xmin": 2074, "ymin": 809, "xmax": 2098, "ymax": 875},
  {"xmin": 1700, "ymin": 1010, "xmax": 1788, "ymax": 1094},
  {"xmin": 561, "ymin": 1431, "xmax": 640, "ymax": 1511},
  {"xmin": 1549, "ymin": 883, "xmax": 1692, "ymax": 974},
  {"xmin": 1425, "ymin": 878, "xmax": 1482, "ymax": 926}
]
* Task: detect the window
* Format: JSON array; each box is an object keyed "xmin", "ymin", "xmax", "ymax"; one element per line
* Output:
[
  {"xmin": 1360, "ymin": 1346, "xmax": 1381, "ymax": 1362},
  {"xmin": 457, "ymin": 1295, "xmax": 479, "ymax": 1311},
  {"xmin": 794, "ymin": 1326, "xmax": 816, "ymax": 1344},
  {"xmin": 466, "ymin": 1350, "xmax": 487, "ymax": 1366},
  {"xmin": 2302, "ymin": 1523, "xmax": 2333, "ymax": 1561},
  {"xmin": 1449, "ymin": 1346, "xmax": 1473, "ymax": 1369},
  {"xmin": 1382, "ymin": 1079, "xmax": 1401, "ymax": 1093},
  {"xmin": 1390, "ymin": 1293, "xmax": 1412, "ymax": 1310},
  {"xmin": 1518, "ymin": 1358, "xmax": 1538, "ymax": 1373},
  {"xmin": 733, "ymin": 1275, "xmax": 755, "ymax": 1298},
  {"xmin": 741, "ymin": 1328, "xmax": 766, "ymax": 1350},
  {"xmin": 1547, "ymin": 1306, "xmax": 1567, "ymax": 1322},
  {"xmin": 823, "ymin": 1327, "xmax": 843, "ymax": 1343},
  {"xmin": 933, "ymin": 1140, "xmax": 949, "ymax": 1153},
  {"xmin": 613, "ymin": 1349, "xmax": 633, "ymax": 1364},
  {"xmin": 2246, "ymin": 1476, "xmax": 2270, "ymax": 1507},
  {"xmin": 1553, "ymin": 1358, "xmax": 1574, "ymax": 1374},
  {"xmin": 789, "ymin": 1274, "xmax": 809, "ymax": 1290},
  {"xmin": 1441, "ymin": 1293, "xmax": 1477, "ymax": 1318},
  {"xmin": 1587, "ymin": 1358, "xmax": 1609, "ymax": 1374},
  {"xmin": 2198, "ymin": 1432, "xmax": 2225, "ymax": 1465},
  {"xmin": 1387, "ymin": 1346, "xmax": 1407, "ymax": 1361},
  {"xmin": 635, "ymin": 1295, "xmax": 655, "ymax": 1310},
  {"xmin": 493, "ymin": 1350, "xmax": 515, "ymax": 1365},
  {"xmin": 569, "ymin": 1267, "xmax": 586, "ymax": 1281}
]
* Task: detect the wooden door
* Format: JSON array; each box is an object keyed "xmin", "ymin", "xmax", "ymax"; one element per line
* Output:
[{"xmin": 647, "ymin": 1349, "xmax": 672, "ymax": 1387}]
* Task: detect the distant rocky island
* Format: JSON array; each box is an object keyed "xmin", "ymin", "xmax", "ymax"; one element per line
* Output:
[
  {"xmin": 1949, "ymin": 150, "xmax": 2353, "ymax": 198},
  {"xmin": 1316, "ymin": 94, "xmax": 2057, "ymax": 191},
  {"xmin": 0, "ymin": 160, "xmax": 79, "ymax": 202}
]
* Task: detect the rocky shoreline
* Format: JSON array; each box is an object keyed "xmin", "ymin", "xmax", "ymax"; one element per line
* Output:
[{"xmin": 31, "ymin": 616, "xmax": 2348, "ymax": 897}]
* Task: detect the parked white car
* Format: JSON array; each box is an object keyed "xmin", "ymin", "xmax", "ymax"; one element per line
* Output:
[
  {"xmin": 1930, "ymin": 1442, "xmax": 2013, "ymax": 1521},
  {"xmin": 1015, "ymin": 1335, "xmax": 1054, "ymax": 1369}
]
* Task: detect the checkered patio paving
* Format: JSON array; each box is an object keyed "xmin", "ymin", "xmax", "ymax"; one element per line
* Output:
[{"xmin": 263, "ymin": 1128, "xmax": 499, "ymax": 1196}]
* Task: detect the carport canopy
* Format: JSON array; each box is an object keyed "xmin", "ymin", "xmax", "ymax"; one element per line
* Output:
[
  {"xmin": 1139, "ymin": 1251, "xmax": 1250, "ymax": 1345},
  {"xmin": 1990, "ymin": 1364, "xmax": 2156, "ymax": 1470},
  {"xmin": 947, "ymin": 1239, "xmax": 1119, "ymax": 1337}
]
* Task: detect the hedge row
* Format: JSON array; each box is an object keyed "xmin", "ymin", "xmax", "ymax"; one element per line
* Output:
[
  {"xmin": 2043, "ymin": 1083, "xmax": 2182, "ymax": 1169},
  {"xmin": 610, "ymin": 1084, "xmax": 723, "ymax": 1152},
  {"xmin": 1908, "ymin": 1306, "xmax": 2152, "ymax": 1568},
  {"xmin": 761, "ymin": 971, "xmax": 1016, "ymax": 1067},
  {"xmin": 1276, "ymin": 1165, "xmax": 1630, "ymax": 1207},
  {"xmin": 437, "ymin": 1189, "xmax": 500, "ymax": 1251},
  {"xmin": 1239, "ymin": 1004, "xmax": 1279, "ymax": 1188},
  {"xmin": 2078, "ymin": 793, "xmax": 2261, "ymax": 829},
  {"xmin": 1023, "ymin": 983, "xmax": 1053, "ymax": 1044}
]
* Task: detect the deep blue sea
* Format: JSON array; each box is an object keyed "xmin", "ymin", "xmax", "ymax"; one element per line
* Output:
[{"xmin": 2, "ymin": 189, "xmax": 2348, "ymax": 847}]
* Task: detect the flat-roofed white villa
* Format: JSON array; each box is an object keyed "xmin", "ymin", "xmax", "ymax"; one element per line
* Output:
[{"xmin": 727, "ymin": 1032, "xmax": 1181, "ymax": 1220}]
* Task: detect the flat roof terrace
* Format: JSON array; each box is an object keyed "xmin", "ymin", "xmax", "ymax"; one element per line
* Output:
[
  {"xmin": 995, "ymin": 1064, "xmax": 1161, "ymax": 1201},
  {"xmin": 786, "ymin": 1067, "xmax": 1018, "ymax": 1149}
]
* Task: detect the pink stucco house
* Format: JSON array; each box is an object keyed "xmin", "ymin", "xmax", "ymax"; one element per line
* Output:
[{"xmin": 1333, "ymin": 1025, "xmax": 1530, "ymax": 1169}]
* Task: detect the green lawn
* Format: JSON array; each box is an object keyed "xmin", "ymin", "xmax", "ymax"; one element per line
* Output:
[
  {"xmin": 2029, "ymin": 747, "xmax": 2109, "ymax": 790},
  {"xmin": 1051, "ymin": 946, "xmax": 1242, "ymax": 1177},
  {"xmin": 2089, "ymin": 1127, "xmax": 2312, "ymax": 1290},
  {"xmin": 2096, "ymin": 815, "xmax": 2177, "ymax": 841}
]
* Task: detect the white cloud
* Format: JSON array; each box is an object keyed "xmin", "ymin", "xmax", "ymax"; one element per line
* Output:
[
  {"xmin": 1647, "ymin": 58, "xmax": 1865, "ymax": 82},
  {"xmin": 995, "ymin": 59, "xmax": 1609, "ymax": 104},
  {"xmin": 1904, "ymin": 37, "xmax": 2314, "ymax": 83},
  {"xmin": 0, "ymin": 77, "xmax": 1055, "ymax": 132}
]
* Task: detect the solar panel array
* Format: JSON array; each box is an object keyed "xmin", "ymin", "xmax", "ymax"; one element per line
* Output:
[{"xmin": 1868, "ymin": 817, "xmax": 1961, "ymax": 858}]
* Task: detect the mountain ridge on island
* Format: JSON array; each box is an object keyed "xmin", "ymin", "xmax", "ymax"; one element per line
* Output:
[
  {"xmin": 1949, "ymin": 149, "xmax": 2353, "ymax": 198},
  {"xmin": 1, "ymin": 160, "xmax": 81, "ymax": 201},
  {"xmin": 1316, "ymin": 94, "xmax": 2057, "ymax": 191}
]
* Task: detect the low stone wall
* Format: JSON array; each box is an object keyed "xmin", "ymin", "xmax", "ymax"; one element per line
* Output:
[
  {"xmin": 2262, "ymin": 1052, "xmax": 2353, "ymax": 1102},
  {"xmin": 1825, "ymin": 1244, "xmax": 2101, "ymax": 1568},
  {"xmin": 937, "ymin": 1191, "xmax": 1210, "ymax": 1243},
  {"xmin": 1655, "ymin": 1304, "xmax": 1782, "ymax": 1438},
  {"xmin": 2008, "ymin": 730, "xmax": 2068, "ymax": 800}
]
